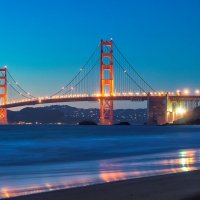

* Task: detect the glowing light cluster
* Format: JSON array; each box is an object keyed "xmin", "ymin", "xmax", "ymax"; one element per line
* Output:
[
  {"xmin": 176, "ymin": 107, "xmax": 186, "ymax": 115},
  {"xmin": 1, "ymin": 89, "xmax": 200, "ymax": 107}
]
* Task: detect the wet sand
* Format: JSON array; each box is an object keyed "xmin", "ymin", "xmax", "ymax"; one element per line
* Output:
[{"xmin": 7, "ymin": 170, "xmax": 200, "ymax": 200}]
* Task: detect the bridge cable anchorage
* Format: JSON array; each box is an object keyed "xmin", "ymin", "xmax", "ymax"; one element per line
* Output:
[
  {"xmin": 113, "ymin": 41, "xmax": 155, "ymax": 93},
  {"xmin": 50, "ymin": 42, "xmax": 101, "ymax": 97},
  {"xmin": 6, "ymin": 70, "xmax": 36, "ymax": 99}
]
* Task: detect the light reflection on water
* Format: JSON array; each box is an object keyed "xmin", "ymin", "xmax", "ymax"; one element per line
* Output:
[{"xmin": 1, "ymin": 148, "xmax": 200, "ymax": 199}]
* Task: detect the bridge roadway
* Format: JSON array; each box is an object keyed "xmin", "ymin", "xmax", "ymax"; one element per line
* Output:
[{"xmin": 1, "ymin": 94, "xmax": 200, "ymax": 109}]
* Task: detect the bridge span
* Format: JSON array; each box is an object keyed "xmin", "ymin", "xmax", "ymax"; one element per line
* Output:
[
  {"xmin": 2, "ymin": 94, "xmax": 200, "ymax": 125},
  {"xmin": 2, "ymin": 94, "xmax": 200, "ymax": 109},
  {"xmin": 0, "ymin": 39, "xmax": 200, "ymax": 125}
]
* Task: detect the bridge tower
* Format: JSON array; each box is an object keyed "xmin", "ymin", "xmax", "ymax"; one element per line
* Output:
[
  {"xmin": 100, "ymin": 40, "xmax": 114, "ymax": 125},
  {"xmin": 0, "ymin": 67, "xmax": 7, "ymax": 124}
]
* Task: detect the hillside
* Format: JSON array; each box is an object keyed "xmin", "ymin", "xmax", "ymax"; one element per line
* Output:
[{"xmin": 8, "ymin": 105, "xmax": 147, "ymax": 124}]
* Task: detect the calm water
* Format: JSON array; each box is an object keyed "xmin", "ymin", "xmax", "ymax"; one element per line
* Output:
[{"xmin": 0, "ymin": 125, "xmax": 200, "ymax": 198}]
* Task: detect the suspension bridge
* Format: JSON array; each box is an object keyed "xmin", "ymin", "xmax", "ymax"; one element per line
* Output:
[{"xmin": 1, "ymin": 40, "xmax": 200, "ymax": 125}]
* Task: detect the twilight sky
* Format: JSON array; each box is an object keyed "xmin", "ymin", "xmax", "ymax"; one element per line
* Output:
[{"xmin": 0, "ymin": 0, "xmax": 200, "ymax": 98}]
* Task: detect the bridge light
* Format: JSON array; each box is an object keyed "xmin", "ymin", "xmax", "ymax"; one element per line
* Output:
[
  {"xmin": 176, "ymin": 107, "xmax": 186, "ymax": 115},
  {"xmin": 195, "ymin": 90, "xmax": 200, "ymax": 95},
  {"xmin": 96, "ymin": 93, "xmax": 101, "ymax": 97},
  {"xmin": 183, "ymin": 89, "xmax": 190, "ymax": 95},
  {"xmin": 176, "ymin": 90, "xmax": 181, "ymax": 96},
  {"xmin": 71, "ymin": 87, "xmax": 74, "ymax": 90},
  {"xmin": 61, "ymin": 87, "xmax": 65, "ymax": 90},
  {"xmin": 124, "ymin": 70, "xmax": 127, "ymax": 73},
  {"xmin": 4, "ymin": 65, "xmax": 7, "ymax": 69},
  {"xmin": 80, "ymin": 68, "xmax": 83, "ymax": 71}
]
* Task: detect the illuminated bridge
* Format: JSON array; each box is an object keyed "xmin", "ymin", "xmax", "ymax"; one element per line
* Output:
[{"xmin": 1, "ymin": 40, "xmax": 200, "ymax": 125}]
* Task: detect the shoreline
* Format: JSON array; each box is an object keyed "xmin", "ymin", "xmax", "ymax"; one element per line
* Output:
[{"xmin": 7, "ymin": 170, "xmax": 200, "ymax": 200}]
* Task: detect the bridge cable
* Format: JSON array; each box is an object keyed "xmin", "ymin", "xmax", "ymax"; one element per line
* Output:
[
  {"xmin": 103, "ymin": 45, "xmax": 148, "ymax": 94},
  {"xmin": 113, "ymin": 42, "xmax": 155, "ymax": 92},
  {"xmin": 62, "ymin": 58, "xmax": 100, "ymax": 95},
  {"xmin": 0, "ymin": 71, "xmax": 32, "ymax": 100},
  {"xmin": 113, "ymin": 56, "xmax": 147, "ymax": 94},
  {"xmin": 6, "ymin": 70, "xmax": 36, "ymax": 98},
  {"xmin": 50, "ymin": 42, "xmax": 100, "ymax": 97}
]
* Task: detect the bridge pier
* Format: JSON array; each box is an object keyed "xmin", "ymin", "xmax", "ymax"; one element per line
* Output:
[
  {"xmin": 147, "ymin": 94, "xmax": 200, "ymax": 125},
  {"xmin": 147, "ymin": 94, "xmax": 184, "ymax": 125},
  {"xmin": 0, "ymin": 67, "xmax": 8, "ymax": 125},
  {"xmin": 147, "ymin": 94, "xmax": 168, "ymax": 125}
]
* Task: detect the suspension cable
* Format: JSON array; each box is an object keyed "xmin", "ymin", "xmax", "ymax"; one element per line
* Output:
[
  {"xmin": 6, "ymin": 70, "xmax": 36, "ymax": 98},
  {"xmin": 62, "ymin": 59, "xmax": 100, "ymax": 95},
  {"xmin": 50, "ymin": 42, "xmax": 100, "ymax": 97},
  {"xmin": 113, "ymin": 57, "xmax": 147, "ymax": 93},
  {"xmin": 113, "ymin": 41, "xmax": 155, "ymax": 92},
  {"xmin": 0, "ymin": 71, "xmax": 32, "ymax": 100},
  {"xmin": 103, "ymin": 45, "xmax": 148, "ymax": 93}
]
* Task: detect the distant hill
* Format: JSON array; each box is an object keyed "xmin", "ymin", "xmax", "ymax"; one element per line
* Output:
[
  {"xmin": 8, "ymin": 105, "xmax": 147, "ymax": 124},
  {"xmin": 174, "ymin": 106, "xmax": 200, "ymax": 125},
  {"xmin": 8, "ymin": 107, "xmax": 65, "ymax": 124}
]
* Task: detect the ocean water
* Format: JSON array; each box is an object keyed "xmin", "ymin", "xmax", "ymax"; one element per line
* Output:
[{"xmin": 0, "ymin": 125, "xmax": 200, "ymax": 198}]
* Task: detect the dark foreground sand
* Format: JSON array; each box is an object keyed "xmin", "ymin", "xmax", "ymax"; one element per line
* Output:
[{"xmin": 8, "ymin": 170, "xmax": 200, "ymax": 200}]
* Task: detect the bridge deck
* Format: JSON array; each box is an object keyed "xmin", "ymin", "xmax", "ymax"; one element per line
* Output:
[{"xmin": 1, "ymin": 95, "xmax": 200, "ymax": 109}]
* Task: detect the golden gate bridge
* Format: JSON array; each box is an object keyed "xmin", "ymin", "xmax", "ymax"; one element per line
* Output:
[{"xmin": 0, "ymin": 40, "xmax": 200, "ymax": 125}]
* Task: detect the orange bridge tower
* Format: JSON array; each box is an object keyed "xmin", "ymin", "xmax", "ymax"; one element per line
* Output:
[
  {"xmin": 100, "ymin": 40, "xmax": 114, "ymax": 125},
  {"xmin": 0, "ymin": 67, "xmax": 8, "ymax": 124}
]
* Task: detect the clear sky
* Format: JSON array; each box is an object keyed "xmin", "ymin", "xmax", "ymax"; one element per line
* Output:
[{"xmin": 0, "ymin": 0, "xmax": 200, "ymax": 97}]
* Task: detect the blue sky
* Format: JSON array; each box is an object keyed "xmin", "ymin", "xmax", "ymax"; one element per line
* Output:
[{"xmin": 0, "ymin": 0, "xmax": 200, "ymax": 97}]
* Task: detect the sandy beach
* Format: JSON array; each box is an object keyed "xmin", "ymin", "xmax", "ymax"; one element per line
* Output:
[{"xmin": 7, "ymin": 170, "xmax": 200, "ymax": 200}]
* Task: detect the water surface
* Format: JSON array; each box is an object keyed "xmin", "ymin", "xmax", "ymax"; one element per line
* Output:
[{"xmin": 0, "ymin": 125, "xmax": 200, "ymax": 198}]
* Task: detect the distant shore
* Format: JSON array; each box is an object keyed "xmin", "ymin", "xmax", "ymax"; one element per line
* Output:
[{"xmin": 8, "ymin": 170, "xmax": 200, "ymax": 200}]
